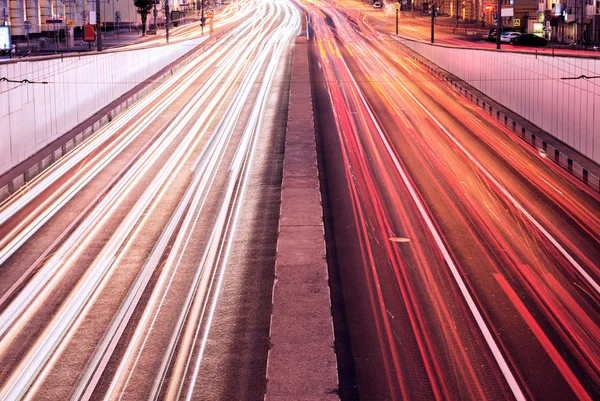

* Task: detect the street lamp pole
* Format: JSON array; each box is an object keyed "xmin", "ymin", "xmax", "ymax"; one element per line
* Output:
[
  {"xmin": 496, "ymin": 0, "xmax": 501, "ymax": 49},
  {"xmin": 396, "ymin": 3, "xmax": 399, "ymax": 35},
  {"xmin": 456, "ymin": 0, "xmax": 459, "ymax": 27},
  {"xmin": 112, "ymin": 0, "xmax": 115, "ymax": 36},
  {"xmin": 431, "ymin": 0, "xmax": 434, "ymax": 43},
  {"xmin": 165, "ymin": 0, "xmax": 169, "ymax": 42},
  {"xmin": 580, "ymin": 0, "xmax": 584, "ymax": 46},
  {"xmin": 153, "ymin": 0, "xmax": 157, "ymax": 30},
  {"xmin": 96, "ymin": 0, "xmax": 102, "ymax": 50}
]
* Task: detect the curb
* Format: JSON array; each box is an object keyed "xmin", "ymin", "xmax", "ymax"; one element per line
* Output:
[
  {"xmin": 264, "ymin": 35, "xmax": 339, "ymax": 400},
  {"xmin": 388, "ymin": 36, "xmax": 600, "ymax": 193},
  {"xmin": 0, "ymin": 30, "xmax": 232, "ymax": 203}
]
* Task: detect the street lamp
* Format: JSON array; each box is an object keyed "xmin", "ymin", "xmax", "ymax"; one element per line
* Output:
[
  {"xmin": 96, "ymin": 0, "xmax": 102, "ymax": 50},
  {"xmin": 165, "ymin": 0, "xmax": 169, "ymax": 42},
  {"xmin": 431, "ymin": 0, "xmax": 435, "ymax": 43},
  {"xmin": 153, "ymin": 0, "xmax": 157, "ymax": 31},
  {"xmin": 201, "ymin": 0, "xmax": 204, "ymax": 35},
  {"xmin": 455, "ymin": 0, "xmax": 459, "ymax": 27},
  {"xmin": 496, "ymin": 0, "xmax": 501, "ymax": 49},
  {"xmin": 395, "ymin": 2, "xmax": 399, "ymax": 35}
]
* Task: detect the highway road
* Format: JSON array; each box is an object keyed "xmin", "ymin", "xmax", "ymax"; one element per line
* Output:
[
  {"xmin": 303, "ymin": 0, "xmax": 600, "ymax": 400},
  {"xmin": 0, "ymin": 0, "xmax": 299, "ymax": 399}
]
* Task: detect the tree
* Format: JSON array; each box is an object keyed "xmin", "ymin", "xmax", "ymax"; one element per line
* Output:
[{"xmin": 134, "ymin": 0, "xmax": 154, "ymax": 36}]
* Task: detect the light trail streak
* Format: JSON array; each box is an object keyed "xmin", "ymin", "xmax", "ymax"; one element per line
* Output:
[
  {"xmin": 303, "ymin": 0, "xmax": 600, "ymax": 399},
  {"xmin": 0, "ymin": 2, "xmax": 264, "ymax": 319},
  {"xmin": 350, "ymin": 73, "xmax": 527, "ymax": 401},
  {"xmin": 0, "ymin": 33, "xmax": 248, "ymax": 343},
  {"xmin": 0, "ymin": 3, "xmax": 264, "ymax": 264},
  {"xmin": 1, "ymin": 55, "xmax": 236, "ymax": 399},
  {"xmin": 387, "ymin": 65, "xmax": 600, "ymax": 297},
  {"xmin": 495, "ymin": 273, "xmax": 593, "ymax": 401},
  {"xmin": 0, "ymin": 0, "xmax": 298, "ymax": 399},
  {"xmin": 307, "ymin": 6, "xmax": 508, "ymax": 399},
  {"xmin": 70, "ymin": 61, "xmax": 250, "ymax": 400},
  {"xmin": 0, "ymin": 37, "xmax": 214, "ymax": 266},
  {"xmin": 0, "ymin": 0, "xmax": 597, "ymax": 399},
  {"xmin": 100, "ymin": 5, "xmax": 299, "ymax": 399},
  {"xmin": 177, "ymin": 10, "xmax": 299, "ymax": 400},
  {"xmin": 315, "ymin": 19, "xmax": 524, "ymax": 398}
]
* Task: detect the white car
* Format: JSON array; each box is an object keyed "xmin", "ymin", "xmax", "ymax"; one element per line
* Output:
[
  {"xmin": 500, "ymin": 31, "xmax": 520, "ymax": 43},
  {"xmin": 373, "ymin": 1, "xmax": 382, "ymax": 8}
]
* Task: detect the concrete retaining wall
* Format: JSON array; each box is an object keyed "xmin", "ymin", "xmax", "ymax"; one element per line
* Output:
[
  {"xmin": 395, "ymin": 37, "xmax": 600, "ymax": 164},
  {"xmin": 0, "ymin": 37, "xmax": 206, "ymax": 176},
  {"xmin": 390, "ymin": 36, "xmax": 600, "ymax": 192}
]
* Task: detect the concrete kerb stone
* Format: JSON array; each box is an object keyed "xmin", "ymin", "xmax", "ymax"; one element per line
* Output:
[
  {"xmin": 390, "ymin": 36, "xmax": 600, "ymax": 193},
  {"xmin": 0, "ymin": 30, "xmax": 233, "ymax": 200},
  {"xmin": 573, "ymin": 163, "xmax": 584, "ymax": 180},
  {"xmin": 590, "ymin": 175, "xmax": 600, "ymax": 189},
  {"xmin": 24, "ymin": 165, "xmax": 37, "ymax": 182},
  {"xmin": 41, "ymin": 155, "xmax": 52, "ymax": 170}
]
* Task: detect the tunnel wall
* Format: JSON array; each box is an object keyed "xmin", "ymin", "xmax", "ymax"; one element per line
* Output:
[
  {"xmin": 395, "ymin": 37, "xmax": 600, "ymax": 164},
  {"xmin": 0, "ymin": 37, "xmax": 205, "ymax": 177}
]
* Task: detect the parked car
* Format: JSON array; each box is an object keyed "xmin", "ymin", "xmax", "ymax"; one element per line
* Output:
[
  {"xmin": 483, "ymin": 27, "xmax": 517, "ymax": 42},
  {"xmin": 373, "ymin": 1, "xmax": 382, "ymax": 7},
  {"xmin": 510, "ymin": 33, "xmax": 548, "ymax": 47},
  {"xmin": 500, "ymin": 31, "xmax": 521, "ymax": 43}
]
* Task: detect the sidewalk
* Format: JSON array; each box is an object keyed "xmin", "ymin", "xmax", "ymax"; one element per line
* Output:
[
  {"xmin": 401, "ymin": 13, "xmax": 489, "ymax": 35},
  {"xmin": 1, "ymin": 16, "xmax": 204, "ymax": 60},
  {"xmin": 3, "ymin": 29, "xmax": 145, "ymax": 58}
]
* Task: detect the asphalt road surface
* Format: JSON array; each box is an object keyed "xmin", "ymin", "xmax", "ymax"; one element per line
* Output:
[
  {"xmin": 0, "ymin": 0, "xmax": 298, "ymax": 399},
  {"xmin": 304, "ymin": 0, "xmax": 600, "ymax": 400}
]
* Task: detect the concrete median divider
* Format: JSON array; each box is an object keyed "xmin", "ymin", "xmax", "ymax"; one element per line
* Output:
[{"xmin": 264, "ymin": 36, "xmax": 339, "ymax": 400}]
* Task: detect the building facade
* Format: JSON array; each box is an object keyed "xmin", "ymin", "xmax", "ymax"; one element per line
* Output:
[
  {"xmin": 0, "ymin": 0, "xmax": 202, "ymax": 38},
  {"xmin": 544, "ymin": 0, "xmax": 600, "ymax": 44}
]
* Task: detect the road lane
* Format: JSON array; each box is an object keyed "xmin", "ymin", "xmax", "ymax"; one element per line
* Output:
[
  {"xmin": 304, "ymin": 0, "xmax": 600, "ymax": 399},
  {"xmin": 0, "ymin": 0, "xmax": 299, "ymax": 399}
]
